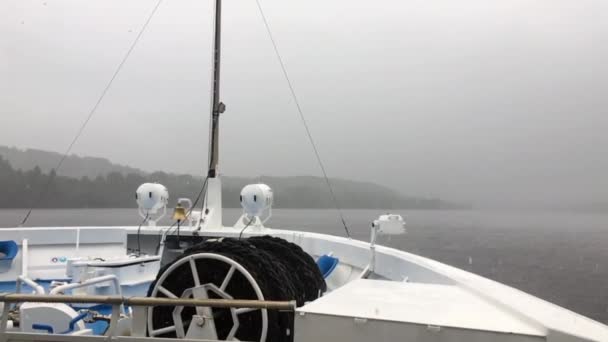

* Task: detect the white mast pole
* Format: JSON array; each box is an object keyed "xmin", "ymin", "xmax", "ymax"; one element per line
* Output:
[{"xmin": 202, "ymin": 0, "xmax": 224, "ymax": 229}]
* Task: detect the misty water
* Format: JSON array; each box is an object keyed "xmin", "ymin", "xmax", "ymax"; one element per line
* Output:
[{"xmin": 1, "ymin": 208, "xmax": 607, "ymax": 324}]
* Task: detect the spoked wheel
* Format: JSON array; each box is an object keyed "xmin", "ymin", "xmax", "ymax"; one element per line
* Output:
[
  {"xmin": 148, "ymin": 237, "xmax": 325, "ymax": 342},
  {"xmin": 147, "ymin": 252, "xmax": 268, "ymax": 341}
]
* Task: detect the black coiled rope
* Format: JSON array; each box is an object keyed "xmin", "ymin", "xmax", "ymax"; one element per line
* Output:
[{"xmin": 148, "ymin": 236, "xmax": 325, "ymax": 342}]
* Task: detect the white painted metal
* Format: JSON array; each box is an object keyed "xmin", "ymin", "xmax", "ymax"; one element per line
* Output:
[
  {"xmin": 136, "ymin": 183, "xmax": 169, "ymax": 214},
  {"xmin": 239, "ymin": 184, "xmax": 273, "ymax": 219},
  {"xmin": 295, "ymin": 313, "xmax": 544, "ymax": 342},
  {"xmin": 1, "ymin": 220, "xmax": 607, "ymax": 341},
  {"xmin": 367, "ymin": 215, "xmax": 404, "ymax": 274},
  {"xmin": 74, "ymin": 228, "xmax": 80, "ymax": 256},
  {"xmin": 299, "ymin": 279, "xmax": 544, "ymax": 336},
  {"xmin": 66, "ymin": 255, "xmax": 160, "ymax": 289},
  {"xmin": 232, "ymin": 215, "xmax": 263, "ymax": 231},
  {"xmin": 324, "ymin": 262, "xmax": 355, "ymax": 291},
  {"xmin": 184, "ymin": 287, "xmax": 218, "ymax": 340},
  {"xmin": 15, "ymin": 239, "xmax": 45, "ymax": 295},
  {"xmin": 136, "ymin": 183, "xmax": 169, "ymax": 226},
  {"xmin": 16, "ymin": 276, "xmax": 45, "ymax": 295},
  {"xmin": 19, "ymin": 302, "xmax": 86, "ymax": 334},
  {"xmin": 21, "ymin": 239, "xmax": 29, "ymax": 277},
  {"xmin": 131, "ymin": 306, "xmax": 148, "ymax": 337},
  {"xmin": 107, "ymin": 304, "xmax": 122, "ymax": 337},
  {"xmin": 196, "ymin": 178, "xmax": 222, "ymax": 230},
  {"xmin": 372, "ymin": 214, "xmax": 405, "ymax": 235},
  {"xmin": 0, "ymin": 228, "xmax": 127, "ymax": 282},
  {"xmin": 48, "ymin": 275, "xmax": 125, "ymax": 315}
]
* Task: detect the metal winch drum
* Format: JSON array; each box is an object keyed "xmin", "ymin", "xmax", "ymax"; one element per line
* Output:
[{"xmin": 147, "ymin": 237, "xmax": 326, "ymax": 342}]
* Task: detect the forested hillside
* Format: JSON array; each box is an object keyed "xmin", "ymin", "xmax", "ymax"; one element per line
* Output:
[{"xmin": 0, "ymin": 154, "xmax": 465, "ymax": 209}]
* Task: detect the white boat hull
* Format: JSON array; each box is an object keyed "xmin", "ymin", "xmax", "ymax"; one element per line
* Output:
[{"xmin": 0, "ymin": 225, "xmax": 606, "ymax": 341}]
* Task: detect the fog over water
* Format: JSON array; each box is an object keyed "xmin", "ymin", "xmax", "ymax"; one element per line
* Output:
[{"xmin": 1, "ymin": 0, "xmax": 608, "ymax": 208}]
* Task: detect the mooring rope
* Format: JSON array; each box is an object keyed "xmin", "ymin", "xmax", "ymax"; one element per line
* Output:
[{"xmin": 149, "ymin": 237, "xmax": 324, "ymax": 341}]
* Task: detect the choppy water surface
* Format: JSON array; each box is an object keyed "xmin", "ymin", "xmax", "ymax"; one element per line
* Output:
[{"xmin": 1, "ymin": 208, "xmax": 607, "ymax": 323}]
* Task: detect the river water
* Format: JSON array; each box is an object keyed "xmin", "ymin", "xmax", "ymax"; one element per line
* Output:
[{"xmin": 1, "ymin": 208, "xmax": 607, "ymax": 323}]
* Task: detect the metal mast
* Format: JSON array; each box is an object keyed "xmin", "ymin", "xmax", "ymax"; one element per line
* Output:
[{"xmin": 208, "ymin": 0, "xmax": 225, "ymax": 178}]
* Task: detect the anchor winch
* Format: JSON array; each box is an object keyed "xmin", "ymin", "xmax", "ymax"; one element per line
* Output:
[{"xmin": 147, "ymin": 236, "xmax": 325, "ymax": 342}]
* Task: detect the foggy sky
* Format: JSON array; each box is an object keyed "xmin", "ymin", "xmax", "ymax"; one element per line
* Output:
[{"xmin": 1, "ymin": 0, "xmax": 607, "ymax": 208}]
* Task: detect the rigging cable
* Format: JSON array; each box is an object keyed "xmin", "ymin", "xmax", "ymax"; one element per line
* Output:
[
  {"xmin": 135, "ymin": 212, "xmax": 150, "ymax": 256},
  {"xmin": 238, "ymin": 216, "xmax": 254, "ymax": 240},
  {"xmin": 18, "ymin": 0, "xmax": 165, "ymax": 227},
  {"xmin": 254, "ymin": 0, "xmax": 351, "ymax": 238},
  {"xmin": 155, "ymin": 148, "xmax": 216, "ymax": 253},
  {"xmin": 155, "ymin": 172, "xmax": 210, "ymax": 253}
]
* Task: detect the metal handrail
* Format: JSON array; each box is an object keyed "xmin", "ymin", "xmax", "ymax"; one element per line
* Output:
[
  {"xmin": 14, "ymin": 239, "xmax": 45, "ymax": 296},
  {"xmin": 15, "ymin": 276, "xmax": 44, "ymax": 295},
  {"xmin": 49, "ymin": 275, "xmax": 121, "ymax": 296},
  {"xmin": 0, "ymin": 293, "xmax": 296, "ymax": 311},
  {"xmin": 0, "ymin": 294, "xmax": 296, "ymax": 338}
]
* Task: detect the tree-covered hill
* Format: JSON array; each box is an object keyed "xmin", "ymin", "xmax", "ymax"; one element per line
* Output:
[
  {"xmin": 0, "ymin": 155, "xmax": 465, "ymax": 209},
  {"xmin": 0, "ymin": 146, "xmax": 144, "ymax": 179}
]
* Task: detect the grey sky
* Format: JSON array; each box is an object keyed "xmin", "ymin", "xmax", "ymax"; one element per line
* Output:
[{"xmin": 1, "ymin": 0, "xmax": 607, "ymax": 208}]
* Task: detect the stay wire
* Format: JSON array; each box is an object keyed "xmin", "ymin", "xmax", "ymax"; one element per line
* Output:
[
  {"xmin": 238, "ymin": 216, "xmax": 255, "ymax": 240},
  {"xmin": 159, "ymin": 176, "xmax": 208, "ymax": 239},
  {"xmin": 136, "ymin": 212, "xmax": 150, "ymax": 256},
  {"xmin": 254, "ymin": 0, "xmax": 351, "ymax": 238},
  {"xmin": 18, "ymin": 0, "xmax": 165, "ymax": 227},
  {"xmin": 155, "ymin": 168, "xmax": 211, "ymax": 253}
]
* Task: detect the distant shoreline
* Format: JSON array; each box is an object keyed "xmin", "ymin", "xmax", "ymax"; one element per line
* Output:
[
  {"xmin": 0, "ymin": 206, "xmax": 472, "ymax": 211},
  {"xmin": 0, "ymin": 146, "xmax": 470, "ymax": 211}
]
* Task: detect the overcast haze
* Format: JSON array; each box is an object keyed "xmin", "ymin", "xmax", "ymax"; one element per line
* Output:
[{"xmin": 1, "ymin": 0, "xmax": 607, "ymax": 208}]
